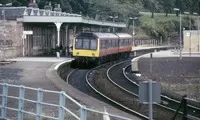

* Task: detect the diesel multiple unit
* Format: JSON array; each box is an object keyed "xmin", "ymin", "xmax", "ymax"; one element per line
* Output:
[{"xmin": 72, "ymin": 32, "xmax": 132, "ymax": 65}]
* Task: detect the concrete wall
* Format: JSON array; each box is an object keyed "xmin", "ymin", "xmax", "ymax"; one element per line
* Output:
[
  {"xmin": 0, "ymin": 20, "xmax": 23, "ymax": 61},
  {"xmin": 183, "ymin": 30, "xmax": 199, "ymax": 53}
]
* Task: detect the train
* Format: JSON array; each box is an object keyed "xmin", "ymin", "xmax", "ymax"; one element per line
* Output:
[{"xmin": 72, "ymin": 32, "xmax": 133, "ymax": 65}]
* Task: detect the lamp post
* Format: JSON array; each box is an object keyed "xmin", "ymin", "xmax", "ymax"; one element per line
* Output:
[
  {"xmin": 109, "ymin": 15, "xmax": 118, "ymax": 32},
  {"xmin": 0, "ymin": 3, "xmax": 12, "ymax": 61},
  {"xmin": 184, "ymin": 12, "xmax": 192, "ymax": 56},
  {"xmin": 184, "ymin": 12, "xmax": 191, "ymax": 30},
  {"xmin": 129, "ymin": 17, "xmax": 138, "ymax": 46},
  {"xmin": 174, "ymin": 8, "xmax": 182, "ymax": 60},
  {"xmin": 193, "ymin": 12, "xmax": 199, "ymax": 53}
]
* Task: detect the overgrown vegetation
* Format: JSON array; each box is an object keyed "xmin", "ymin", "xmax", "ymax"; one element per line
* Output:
[{"xmin": 132, "ymin": 12, "xmax": 198, "ymax": 41}]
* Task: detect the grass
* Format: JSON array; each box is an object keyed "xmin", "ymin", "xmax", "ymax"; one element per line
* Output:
[
  {"xmin": 134, "ymin": 12, "xmax": 198, "ymax": 39},
  {"xmin": 139, "ymin": 11, "xmax": 197, "ymax": 22},
  {"xmin": 140, "ymin": 12, "xmax": 178, "ymax": 24},
  {"xmin": 162, "ymin": 82, "xmax": 200, "ymax": 101}
]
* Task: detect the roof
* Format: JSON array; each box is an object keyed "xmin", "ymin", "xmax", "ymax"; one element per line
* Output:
[
  {"xmin": 0, "ymin": 7, "xmax": 126, "ymax": 27},
  {"xmin": 0, "ymin": 7, "xmax": 26, "ymax": 20},
  {"xmin": 115, "ymin": 33, "xmax": 132, "ymax": 39},
  {"xmin": 76, "ymin": 32, "xmax": 132, "ymax": 39},
  {"xmin": 94, "ymin": 33, "xmax": 119, "ymax": 39}
]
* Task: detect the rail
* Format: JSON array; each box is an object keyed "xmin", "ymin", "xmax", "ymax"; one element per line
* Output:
[{"xmin": 0, "ymin": 83, "xmax": 132, "ymax": 120}]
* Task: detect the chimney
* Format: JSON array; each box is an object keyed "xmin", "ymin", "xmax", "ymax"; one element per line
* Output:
[
  {"xmin": 29, "ymin": 0, "xmax": 38, "ymax": 8},
  {"xmin": 44, "ymin": 2, "xmax": 52, "ymax": 11},
  {"xmin": 54, "ymin": 4, "xmax": 62, "ymax": 12}
]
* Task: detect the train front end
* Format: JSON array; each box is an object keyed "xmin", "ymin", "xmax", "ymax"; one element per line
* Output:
[{"xmin": 72, "ymin": 32, "xmax": 100, "ymax": 64}]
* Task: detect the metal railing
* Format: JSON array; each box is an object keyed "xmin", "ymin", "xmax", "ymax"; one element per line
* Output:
[{"xmin": 0, "ymin": 83, "xmax": 132, "ymax": 120}]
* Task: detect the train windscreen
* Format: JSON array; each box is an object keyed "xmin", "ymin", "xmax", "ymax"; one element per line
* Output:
[{"xmin": 75, "ymin": 38, "xmax": 97, "ymax": 50}]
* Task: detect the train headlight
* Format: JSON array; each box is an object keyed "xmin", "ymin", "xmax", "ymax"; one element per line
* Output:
[
  {"xmin": 92, "ymin": 53, "xmax": 95, "ymax": 56},
  {"xmin": 76, "ymin": 52, "xmax": 79, "ymax": 55}
]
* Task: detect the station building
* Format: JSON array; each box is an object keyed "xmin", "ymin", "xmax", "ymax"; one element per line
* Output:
[{"xmin": 0, "ymin": 2, "xmax": 126, "ymax": 60}]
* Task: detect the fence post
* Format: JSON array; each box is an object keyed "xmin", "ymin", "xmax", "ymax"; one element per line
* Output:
[
  {"xmin": 150, "ymin": 53, "xmax": 153, "ymax": 73},
  {"xmin": 1, "ymin": 83, "xmax": 8, "ymax": 119},
  {"xmin": 183, "ymin": 96, "xmax": 187, "ymax": 120},
  {"xmin": 58, "ymin": 91, "xmax": 66, "ymax": 120},
  {"xmin": 36, "ymin": 88, "xmax": 43, "ymax": 120},
  {"xmin": 18, "ymin": 85, "xmax": 25, "ymax": 120},
  {"xmin": 80, "ymin": 105, "xmax": 87, "ymax": 120}
]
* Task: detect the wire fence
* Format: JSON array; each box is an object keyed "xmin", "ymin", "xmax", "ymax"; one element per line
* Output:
[{"xmin": 0, "ymin": 83, "xmax": 132, "ymax": 120}]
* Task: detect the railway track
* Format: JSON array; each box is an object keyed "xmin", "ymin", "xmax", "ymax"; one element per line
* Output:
[
  {"xmin": 107, "ymin": 60, "xmax": 200, "ymax": 119},
  {"xmin": 67, "ymin": 63, "xmax": 150, "ymax": 119},
  {"xmin": 85, "ymin": 63, "xmax": 150, "ymax": 119},
  {"xmin": 66, "ymin": 49, "xmax": 199, "ymax": 120},
  {"xmin": 66, "ymin": 69, "xmax": 102, "ymax": 99}
]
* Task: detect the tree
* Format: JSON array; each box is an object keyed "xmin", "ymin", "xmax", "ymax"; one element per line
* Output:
[
  {"xmin": 12, "ymin": 0, "xmax": 21, "ymax": 6},
  {"xmin": 38, "ymin": 0, "xmax": 46, "ymax": 9},
  {"xmin": 142, "ymin": 0, "xmax": 160, "ymax": 18},
  {"xmin": 61, "ymin": 0, "xmax": 72, "ymax": 13},
  {"xmin": 158, "ymin": 0, "xmax": 174, "ymax": 17},
  {"xmin": 189, "ymin": 0, "xmax": 198, "ymax": 13},
  {"xmin": 0, "ymin": 0, "xmax": 12, "ymax": 4},
  {"xmin": 175, "ymin": 0, "xmax": 183, "ymax": 16}
]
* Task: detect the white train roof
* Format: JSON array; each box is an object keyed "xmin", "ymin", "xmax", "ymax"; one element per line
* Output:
[
  {"xmin": 76, "ymin": 32, "xmax": 132, "ymax": 39},
  {"xmin": 94, "ymin": 33, "xmax": 119, "ymax": 39},
  {"xmin": 115, "ymin": 33, "xmax": 132, "ymax": 39}
]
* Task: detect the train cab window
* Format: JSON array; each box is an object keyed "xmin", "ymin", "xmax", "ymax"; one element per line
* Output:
[
  {"xmin": 75, "ymin": 38, "xmax": 97, "ymax": 50},
  {"xmin": 90, "ymin": 39, "xmax": 97, "ymax": 50},
  {"xmin": 75, "ymin": 39, "xmax": 82, "ymax": 49},
  {"xmin": 83, "ymin": 39, "xmax": 90, "ymax": 49}
]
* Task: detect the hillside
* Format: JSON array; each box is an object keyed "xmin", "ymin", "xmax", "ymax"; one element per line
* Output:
[{"xmin": 132, "ymin": 12, "xmax": 198, "ymax": 43}]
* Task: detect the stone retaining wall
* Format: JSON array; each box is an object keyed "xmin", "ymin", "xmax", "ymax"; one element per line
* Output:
[{"xmin": 0, "ymin": 20, "xmax": 23, "ymax": 61}]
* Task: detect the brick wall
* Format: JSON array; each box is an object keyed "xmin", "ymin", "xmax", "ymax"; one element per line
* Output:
[{"xmin": 0, "ymin": 20, "xmax": 23, "ymax": 61}]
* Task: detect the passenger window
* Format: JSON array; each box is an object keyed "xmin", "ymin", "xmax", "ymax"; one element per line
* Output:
[
  {"xmin": 116, "ymin": 40, "xmax": 118, "ymax": 47},
  {"xmin": 112, "ymin": 40, "xmax": 115, "ymax": 47},
  {"xmin": 122, "ymin": 39, "xmax": 125, "ymax": 46},
  {"xmin": 101, "ymin": 40, "xmax": 106, "ymax": 49},
  {"xmin": 129, "ymin": 39, "xmax": 132, "ymax": 45},
  {"xmin": 100, "ymin": 40, "xmax": 103, "ymax": 49},
  {"xmin": 125, "ymin": 39, "xmax": 128, "ymax": 45},
  {"xmin": 109, "ymin": 40, "xmax": 111, "ymax": 48}
]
